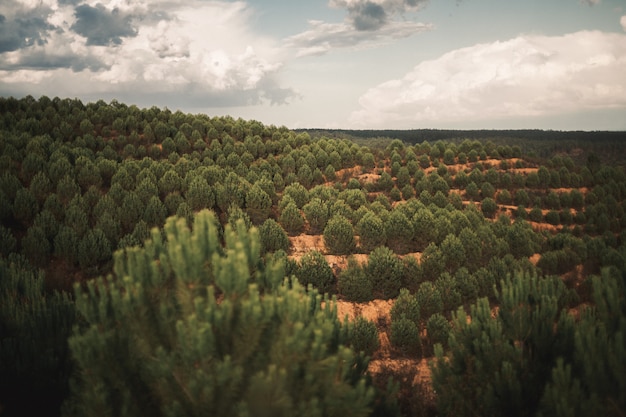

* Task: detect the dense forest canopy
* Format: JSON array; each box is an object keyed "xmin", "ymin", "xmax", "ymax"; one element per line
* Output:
[
  {"xmin": 0, "ymin": 95, "xmax": 625, "ymax": 417},
  {"xmin": 300, "ymin": 128, "xmax": 626, "ymax": 164}
]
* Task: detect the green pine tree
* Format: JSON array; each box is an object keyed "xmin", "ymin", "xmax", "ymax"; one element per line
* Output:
[
  {"xmin": 65, "ymin": 210, "xmax": 377, "ymax": 417},
  {"xmin": 0, "ymin": 256, "xmax": 76, "ymax": 417}
]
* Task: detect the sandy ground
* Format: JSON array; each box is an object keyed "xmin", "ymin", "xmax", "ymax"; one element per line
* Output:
[{"xmin": 285, "ymin": 155, "xmax": 588, "ymax": 408}]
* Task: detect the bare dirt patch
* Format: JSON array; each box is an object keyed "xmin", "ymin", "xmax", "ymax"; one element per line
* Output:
[
  {"xmin": 529, "ymin": 253, "xmax": 541, "ymax": 266},
  {"xmin": 336, "ymin": 298, "xmax": 394, "ymax": 323},
  {"xmin": 552, "ymin": 187, "xmax": 589, "ymax": 194},
  {"xmin": 401, "ymin": 252, "xmax": 422, "ymax": 263},
  {"xmin": 528, "ymin": 221, "xmax": 563, "ymax": 233},
  {"xmin": 288, "ymin": 234, "xmax": 325, "ymax": 259},
  {"xmin": 358, "ymin": 172, "xmax": 381, "ymax": 184},
  {"xmin": 324, "ymin": 254, "xmax": 369, "ymax": 270},
  {"xmin": 510, "ymin": 167, "xmax": 538, "ymax": 174}
]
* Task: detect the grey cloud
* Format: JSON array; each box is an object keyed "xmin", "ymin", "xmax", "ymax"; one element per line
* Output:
[
  {"xmin": 0, "ymin": 11, "xmax": 56, "ymax": 53},
  {"xmin": 71, "ymin": 4, "xmax": 137, "ymax": 46},
  {"xmin": 286, "ymin": 0, "xmax": 432, "ymax": 55},
  {"xmin": 352, "ymin": 2, "xmax": 387, "ymax": 31},
  {"xmin": 331, "ymin": 0, "xmax": 429, "ymax": 31},
  {"xmin": 0, "ymin": 49, "xmax": 107, "ymax": 72}
]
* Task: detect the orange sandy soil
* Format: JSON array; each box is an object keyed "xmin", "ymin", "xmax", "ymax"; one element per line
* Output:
[
  {"xmin": 335, "ymin": 298, "xmax": 435, "ymax": 403},
  {"xmin": 288, "ymin": 235, "xmax": 421, "ymax": 266},
  {"xmin": 424, "ymin": 158, "xmax": 532, "ymax": 174},
  {"xmin": 285, "ymin": 155, "xmax": 589, "ymax": 404}
]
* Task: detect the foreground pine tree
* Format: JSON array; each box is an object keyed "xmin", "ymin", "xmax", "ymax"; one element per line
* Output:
[
  {"xmin": 431, "ymin": 271, "xmax": 576, "ymax": 416},
  {"xmin": 65, "ymin": 210, "xmax": 376, "ymax": 417},
  {"xmin": 432, "ymin": 269, "xmax": 625, "ymax": 417}
]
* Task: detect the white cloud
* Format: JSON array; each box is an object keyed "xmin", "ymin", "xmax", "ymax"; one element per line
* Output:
[
  {"xmin": 350, "ymin": 31, "xmax": 626, "ymax": 128},
  {"xmin": 285, "ymin": 0, "xmax": 432, "ymax": 57},
  {"xmin": 0, "ymin": 0, "xmax": 295, "ymax": 106},
  {"xmin": 621, "ymin": 15, "xmax": 626, "ymax": 31},
  {"xmin": 285, "ymin": 19, "xmax": 432, "ymax": 57}
]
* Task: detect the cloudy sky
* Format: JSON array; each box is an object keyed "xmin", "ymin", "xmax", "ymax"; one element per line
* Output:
[{"xmin": 1, "ymin": 0, "xmax": 625, "ymax": 130}]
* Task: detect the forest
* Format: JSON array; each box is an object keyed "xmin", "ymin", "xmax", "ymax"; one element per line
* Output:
[{"xmin": 0, "ymin": 95, "xmax": 625, "ymax": 417}]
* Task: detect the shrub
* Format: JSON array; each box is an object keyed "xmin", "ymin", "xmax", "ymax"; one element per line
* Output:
[
  {"xmin": 465, "ymin": 182, "xmax": 480, "ymax": 201},
  {"xmin": 283, "ymin": 182, "xmax": 309, "ymax": 208},
  {"xmin": 21, "ymin": 226, "xmax": 51, "ymax": 267},
  {"xmin": 389, "ymin": 186, "xmax": 402, "ymax": 202},
  {"xmin": 245, "ymin": 183, "xmax": 272, "ymax": 225},
  {"xmin": 78, "ymin": 228, "xmax": 112, "ymax": 270},
  {"xmin": 390, "ymin": 288, "xmax": 420, "ymax": 325},
  {"xmin": 435, "ymin": 273, "xmax": 462, "ymax": 312},
  {"xmin": 416, "ymin": 281, "xmax": 444, "ymax": 319},
  {"xmin": 296, "ymin": 250, "xmax": 335, "ymax": 294},
  {"xmin": 259, "ymin": 218, "xmax": 290, "ymax": 254},
  {"xmin": 545, "ymin": 210, "xmax": 560, "ymax": 225},
  {"xmin": 402, "ymin": 256, "xmax": 423, "ymax": 292},
  {"xmin": 454, "ymin": 267, "xmax": 479, "ymax": 303},
  {"xmin": 529, "ymin": 207, "xmax": 543, "ymax": 222},
  {"xmin": 302, "ymin": 198, "xmax": 329, "ymax": 234},
  {"xmin": 366, "ymin": 246, "xmax": 403, "ymax": 299},
  {"xmin": 481, "ymin": 197, "xmax": 497, "ymax": 219},
  {"xmin": 13, "ymin": 187, "xmax": 38, "ymax": 224},
  {"xmin": 279, "ymin": 202, "xmax": 304, "ymax": 235},
  {"xmin": 384, "ymin": 210, "xmax": 413, "ymax": 254},
  {"xmin": 390, "ymin": 316, "xmax": 421, "ymax": 356},
  {"xmin": 496, "ymin": 189, "xmax": 512, "ymax": 205},
  {"xmin": 426, "ymin": 313, "xmax": 451, "ymax": 349},
  {"xmin": 338, "ymin": 257, "xmax": 373, "ymax": 302},
  {"xmin": 350, "ymin": 317, "xmax": 380, "ymax": 357},
  {"xmin": 323, "ymin": 215, "xmax": 355, "ymax": 255},
  {"xmin": 342, "ymin": 189, "xmax": 367, "ymax": 210},
  {"xmin": 227, "ymin": 204, "xmax": 253, "ymax": 231},
  {"xmin": 357, "ymin": 211, "xmax": 386, "ymax": 252}
]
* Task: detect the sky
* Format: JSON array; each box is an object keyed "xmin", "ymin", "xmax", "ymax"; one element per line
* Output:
[{"xmin": 1, "ymin": 0, "xmax": 625, "ymax": 130}]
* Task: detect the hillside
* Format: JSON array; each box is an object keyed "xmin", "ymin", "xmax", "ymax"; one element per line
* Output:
[{"xmin": 1, "ymin": 96, "xmax": 625, "ymax": 417}]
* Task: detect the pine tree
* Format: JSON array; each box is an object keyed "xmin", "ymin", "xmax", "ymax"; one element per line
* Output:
[
  {"xmin": 303, "ymin": 198, "xmax": 329, "ymax": 234},
  {"xmin": 296, "ymin": 250, "xmax": 335, "ymax": 294},
  {"xmin": 540, "ymin": 267, "xmax": 626, "ymax": 417},
  {"xmin": 390, "ymin": 288, "xmax": 420, "ymax": 326},
  {"xmin": 65, "ymin": 211, "xmax": 376, "ymax": 417},
  {"xmin": 337, "ymin": 257, "xmax": 373, "ymax": 302},
  {"xmin": 366, "ymin": 246, "xmax": 403, "ymax": 299},
  {"xmin": 357, "ymin": 211, "xmax": 386, "ymax": 252},
  {"xmin": 259, "ymin": 218, "xmax": 290, "ymax": 254},
  {"xmin": 431, "ymin": 272, "xmax": 578, "ymax": 417},
  {"xmin": 185, "ymin": 176, "xmax": 214, "ymax": 212},
  {"xmin": 245, "ymin": 183, "xmax": 272, "ymax": 225},
  {"xmin": 323, "ymin": 215, "xmax": 356, "ymax": 255},
  {"xmin": 384, "ymin": 210, "xmax": 413, "ymax": 254},
  {"xmin": 279, "ymin": 202, "xmax": 304, "ymax": 236},
  {"xmin": 0, "ymin": 257, "xmax": 76, "ymax": 417},
  {"xmin": 350, "ymin": 317, "xmax": 380, "ymax": 357}
]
